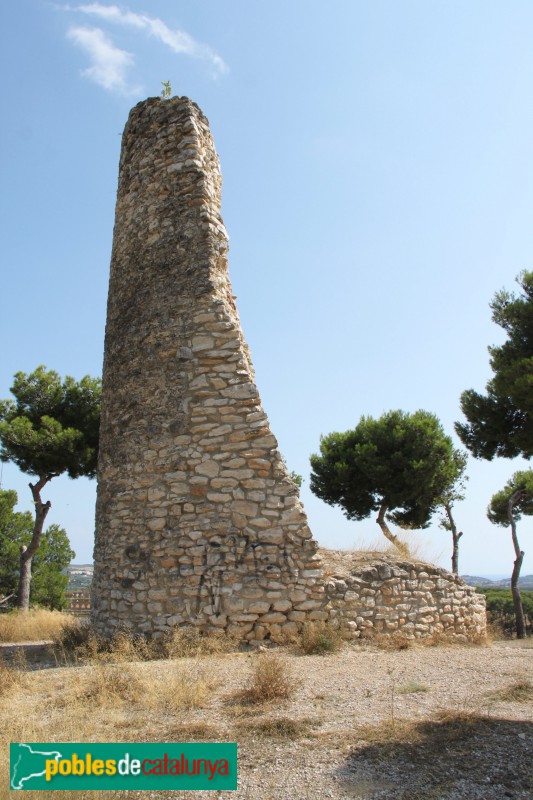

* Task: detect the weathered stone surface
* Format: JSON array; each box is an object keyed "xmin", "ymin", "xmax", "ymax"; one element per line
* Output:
[
  {"xmin": 91, "ymin": 97, "xmax": 323, "ymax": 639},
  {"xmin": 91, "ymin": 96, "xmax": 486, "ymax": 647},
  {"xmin": 323, "ymin": 553, "xmax": 486, "ymax": 642}
]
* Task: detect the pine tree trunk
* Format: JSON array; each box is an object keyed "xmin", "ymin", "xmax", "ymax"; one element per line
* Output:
[
  {"xmin": 376, "ymin": 503, "xmax": 409, "ymax": 556},
  {"xmin": 16, "ymin": 476, "xmax": 53, "ymax": 612},
  {"xmin": 511, "ymin": 551, "xmax": 526, "ymax": 639},
  {"xmin": 508, "ymin": 490, "xmax": 526, "ymax": 640},
  {"xmin": 17, "ymin": 549, "xmax": 32, "ymax": 611},
  {"xmin": 445, "ymin": 503, "xmax": 463, "ymax": 575}
]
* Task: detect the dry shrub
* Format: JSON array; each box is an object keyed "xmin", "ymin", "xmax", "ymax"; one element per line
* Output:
[
  {"xmin": 54, "ymin": 617, "xmax": 92, "ymax": 649},
  {"xmin": 237, "ymin": 715, "xmax": 316, "ymax": 739},
  {"xmin": 423, "ymin": 710, "xmax": 492, "ymax": 743},
  {"xmin": 372, "ymin": 632, "xmax": 414, "ymax": 651},
  {"xmin": 0, "ymin": 609, "xmax": 81, "ymax": 643},
  {"xmin": 422, "ymin": 630, "xmax": 455, "ymax": 647},
  {"xmin": 168, "ymin": 722, "xmax": 222, "ymax": 741},
  {"xmin": 103, "ymin": 630, "xmax": 153, "ymax": 662},
  {"xmin": 76, "ymin": 662, "xmax": 144, "ymax": 706},
  {"xmin": 61, "ymin": 628, "xmax": 128, "ymax": 662},
  {"xmin": 363, "ymin": 627, "xmax": 486, "ymax": 651},
  {"xmin": 469, "ymin": 631, "xmax": 488, "ymax": 646},
  {"xmin": 51, "ymin": 619, "xmax": 95, "ymax": 666},
  {"xmin": 56, "ymin": 626, "xmax": 152, "ymax": 664},
  {"xmin": 156, "ymin": 661, "xmax": 211, "ymax": 711},
  {"xmin": 157, "ymin": 626, "xmax": 237, "ymax": 658},
  {"xmin": 298, "ymin": 622, "xmax": 343, "ymax": 655},
  {"xmin": 54, "ymin": 623, "xmax": 236, "ymax": 664},
  {"xmin": 0, "ymin": 654, "xmax": 26, "ymax": 697},
  {"xmin": 239, "ymin": 654, "xmax": 298, "ymax": 704},
  {"xmin": 345, "ymin": 539, "xmax": 435, "ymax": 564},
  {"xmin": 358, "ymin": 709, "xmax": 490, "ymax": 747},
  {"xmin": 422, "ymin": 629, "xmax": 488, "ymax": 647},
  {"xmin": 487, "ymin": 679, "xmax": 533, "ymax": 703}
]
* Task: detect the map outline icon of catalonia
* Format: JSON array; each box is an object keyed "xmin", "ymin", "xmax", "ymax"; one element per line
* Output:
[{"xmin": 10, "ymin": 743, "xmax": 63, "ymax": 790}]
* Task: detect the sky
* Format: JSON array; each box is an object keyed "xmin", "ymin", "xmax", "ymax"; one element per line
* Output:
[{"xmin": 2, "ymin": 0, "xmax": 533, "ymax": 577}]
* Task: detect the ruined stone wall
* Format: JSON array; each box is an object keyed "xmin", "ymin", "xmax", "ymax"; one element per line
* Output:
[
  {"xmin": 92, "ymin": 97, "xmax": 324, "ymax": 641},
  {"xmin": 323, "ymin": 554, "xmax": 486, "ymax": 642},
  {"xmin": 92, "ymin": 96, "xmax": 486, "ymax": 645}
]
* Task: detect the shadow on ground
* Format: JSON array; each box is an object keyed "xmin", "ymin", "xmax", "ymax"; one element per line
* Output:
[{"xmin": 336, "ymin": 714, "xmax": 533, "ymax": 800}]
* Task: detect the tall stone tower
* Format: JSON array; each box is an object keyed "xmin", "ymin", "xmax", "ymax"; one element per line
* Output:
[{"xmin": 92, "ymin": 97, "xmax": 325, "ymax": 641}]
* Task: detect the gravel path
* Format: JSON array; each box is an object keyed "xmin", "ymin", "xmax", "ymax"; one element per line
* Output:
[
  {"xmin": 4, "ymin": 638, "xmax": 532, "ymax": 799},
  {"xmin": 135, "ymin": 639, "xmax": 533, "ymax": 800}
]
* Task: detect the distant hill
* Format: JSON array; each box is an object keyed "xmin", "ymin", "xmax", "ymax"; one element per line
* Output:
[
  {"xmin": 462, "ymin": 574, "xmax": 533, "ymax": 590},
  {"xmin": 66, "ymin": 564, "xmax": 93, "ymax": 590}
]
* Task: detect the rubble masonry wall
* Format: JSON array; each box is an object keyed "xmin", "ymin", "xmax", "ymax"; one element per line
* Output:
[{"xmin": 91, "ymin": 97, "xmax": 486, "ymax": 645}]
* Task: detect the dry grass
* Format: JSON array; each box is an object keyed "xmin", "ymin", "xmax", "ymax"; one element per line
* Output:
[
  {"xmin": 238, "ymin": 653, "xmax": 298, "ymax": 704},
  {"xmin": 397, "ymin": 681, "xmax": 429, "ymax": 694},
  {"xmin": 298, "ymin": 622, "xmax": 344, "ymax": 655},
  {"xmin": 73, "ymin": 662, "xmax": 145, "ymax": 706},
  {"xmin": 357, "ymin": 709, "xmax": 491, "ymax": 747},
  {"xmin": 1, "ymin": 641, "xmax": 532, "ymax": 799},
  {"xmin": 487, "ymin": 678, "xmax": 533, "ymax": 703},
  {"xmin": 53, "ymin": 623, "xmax": 237, "ymax": 665},
  {"xmin": 64, "ymin": 658, "xmax": 211, "ymax": 712},
  {"xmin": 236, "ymin": 715, "xmax": 318, "ymax": 739},
  {"xmin": 369, "ymin": 628, "xmax": 487, "ymax": 650},
  {"xmin": 0, "ymin": 609, "xmax": 82, "ymax": 643},
  {"xmin": 0, "ymin": 656, "xmax": 210, "ymax": 800},
  {"xmin": 332, "ymin": 535, "xmax": 446, "ymax": 567},
  {"xmin": 0, "ymin": 654, "xmax": 26, "ymax": 698},
  {"xmin": 157, "ymin": 625, "xmax": 237, "ymax": 658},
  {"xmin": 158, "ymin": 660, "xmax": 212, "ymax": 711},
  {"xmin": 166, "ymin": 722, "xmax": 224, "ymax": 741},
  {"xmin": 372, "ymin": 632, "xmax": 414, "ymax": 651}
]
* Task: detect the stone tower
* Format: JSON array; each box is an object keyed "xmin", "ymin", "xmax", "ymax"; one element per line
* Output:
[{"xmin": 92, "ymin": 97, "xmax": 325, "ymax": 641}]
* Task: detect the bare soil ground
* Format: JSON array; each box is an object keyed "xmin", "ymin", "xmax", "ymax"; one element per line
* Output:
[{"xmin": 1, "ymin": 637, "xmax": 532, "ymax": 799}]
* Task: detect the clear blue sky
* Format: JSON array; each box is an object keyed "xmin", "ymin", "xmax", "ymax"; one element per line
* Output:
[{"xmin": 2, "ymin": 0, "xmax": 533, "ymax": 577}]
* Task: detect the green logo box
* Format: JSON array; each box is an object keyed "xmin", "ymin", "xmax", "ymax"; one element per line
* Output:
[{"xmin": 10, "ymin": 742, "xmax": 237, "ymax": 791}]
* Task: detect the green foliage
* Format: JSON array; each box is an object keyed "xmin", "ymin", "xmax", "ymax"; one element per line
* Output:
[
  {"xmin": 0, "ymin": 490, "xmax": 31, "ymax": 598},
  {"xmin": 478, "ymin": 588, "xmax": 533, "ymax": 635},
  {"xmin": 161, "ymin": 80, "xmax": 172, "ymax": 99},
  {"xmin": 0, "ymin": 490, "xmax": 74, "ymax": 609},
  {"xmin": 0, "ymin": 366, "xmax": 101, "ymax": 480},
  {"xmin": 310, "ymin": 409, "xmax": 457, "ymax": 528},
  {"xmin": 456, "ymin": 270, "xmax": 533, "ymax": 459},
  {"xmin": 437, "ymin": 449, "xmax": 468, "ymax": 529},
  {"xmin": 289, "ymin": 471, "xmax": 303, "ymax": 488},
  {"xmin": 487, "ymin": 469, "xmax": 533, "ymax": 527}
]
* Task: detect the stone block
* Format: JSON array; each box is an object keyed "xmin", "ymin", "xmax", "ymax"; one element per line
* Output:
[
  {"xmin": 259, "ymin": 612, "xmax": 287, "ymax": 624},
  {"xmin": 247, "ymin": 601, "xmax": 271, "ymax": 614},
  {"xmin": 195, "ymin": 460, "xmax": 220, "ymax": 477},
  {"xmin": 272, "ymin": 599, "xmax": 292, "ymax": 612},
  {"xmin": 231, "ymin": 500, "xmax": 259, "ymax": 517}
]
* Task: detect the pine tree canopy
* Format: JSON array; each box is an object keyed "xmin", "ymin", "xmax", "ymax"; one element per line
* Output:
[
  {"xmin": 310, "ymin": 409, "xmax": 458, "ymax": 529},
  {"xmin": 487, "ymin": 469, "xmax": 533, "ymax": 527},
  {"xmin": 0, "ymin": 366, "xmax": 101, "ymax": 480},
  {"xmin": 456, "ymin": 271, "xmax": 533, "ymax": 460}
]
